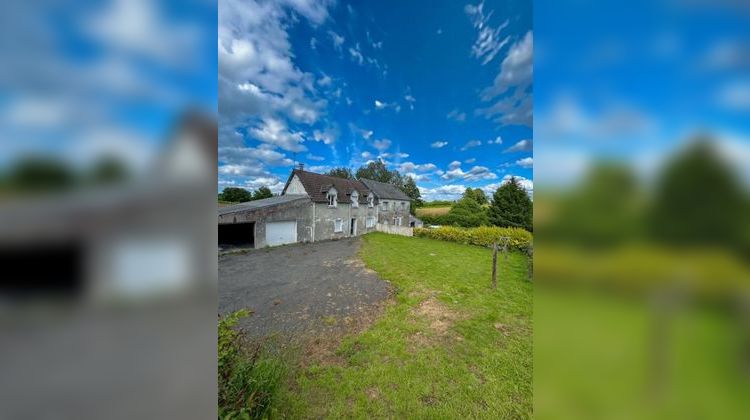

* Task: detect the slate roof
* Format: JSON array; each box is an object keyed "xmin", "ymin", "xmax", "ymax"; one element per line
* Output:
[
  {"xmin": 218, "ymin": 194, "xmax": 308, "ymax": 216},
  {"xmin": 359, "ymin": 178, "xmax": 411, "ymax": 201},
  {"xmin": 282, "ymin": 170, "xmax": 370, "ymax": 204}
]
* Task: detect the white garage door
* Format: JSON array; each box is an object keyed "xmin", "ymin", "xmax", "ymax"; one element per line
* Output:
[{"xmin": 265, "ymin": 221, "xmax": 297, "ymax": 246}]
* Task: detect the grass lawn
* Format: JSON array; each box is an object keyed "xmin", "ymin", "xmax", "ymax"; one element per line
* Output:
[
  {"xmin": 535, "ymin": 289, "xmax": 750, "ymax": 419},
  {"xmin": 415, "ymin": 206, "xmax": 451, "ymax": 217},
  {"xmin": 279, "ymin": 232, "xmax": 532, "ymax": 418}
]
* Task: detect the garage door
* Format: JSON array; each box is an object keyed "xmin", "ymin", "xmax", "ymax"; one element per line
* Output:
[{"xmin": 265, "ymin": 221, "xmax": 297, "ymax": 246}]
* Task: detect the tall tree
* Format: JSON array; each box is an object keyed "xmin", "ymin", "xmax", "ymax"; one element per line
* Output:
[
  {"xmin": 325, "ymin": 167, "xmax": 354, "ymax": 179},
  {"xmin": 402, "ymin": 176, "xmax": 423, "ymax": 214},
  {"xmin": 8, "ymin": 157, "xmax": 77, "ymax": 192},
  {"xmin": 252, "ymin": 186, "xmax": 273, "ymax": 200},
  {"xmin": 488, "ymin": 177, "xmax": 533, "ymax": 231},
  {"xmin": 219, "ymin": 187, "xmax": 253, "ymax": 203},
  {"xmin": 462, "ymin": 187, "xmax": 487, "ymax": 205},
  {"xmin": 446, "ymin": 196, "xmax": 489, "ymax": 227},
  {"xmin": 649, "ymin": 139, "xmax": 745, "ymax": 248},
  {"xmin": 89, "ymin": 156, "xmax": 129, "ymax": 184},
  {"xmin": 356, "ymin": 159, "xmax": 399, "ymax": 184}
]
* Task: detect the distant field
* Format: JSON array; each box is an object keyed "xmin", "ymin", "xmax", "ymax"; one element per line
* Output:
[
  {"xmin": 416, "ymin": 206, "xmax": 451, "ymax": 217},
  {"xmin": 218, "ymin": 200, "xmax": 237, "ymax": 208}
]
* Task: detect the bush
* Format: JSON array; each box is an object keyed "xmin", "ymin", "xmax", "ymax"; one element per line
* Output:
[
  {"xmin": 219, "ymin": 309, "xmax": 287, "ymax": 420},
  {"xmin": 415, "ymin": 225, "xmax": 532, "ymax": 251}
]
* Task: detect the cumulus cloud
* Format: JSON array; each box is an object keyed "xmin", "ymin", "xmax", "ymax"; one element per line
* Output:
[
  {"xmin": 465, "ymin": 158, "xmax": 476, "ymax": 163},
  {"xmin": 447, "ymin": 108, "xmax": 467, "ymax": 122},
  {"xmin": 477, "ymin": 31, "xmax": 533, "ymax": 127},
  {"xmin": 405, "ymin": 172, "xmax": 431, "ymax": 182},
  {"xmin": 373, "ymin": 138, "xmax": 392, "ymax": 151},
  {"xmin": 460, "ymin": 140, "xmax": 482, "ymax": 151},
  {"xmin": 431, "ymin": 140, "xmax": 448, "ymax": 148},
  {"xmin": 488, "ymin": 136, "xmax": 503, "ymax": 144},
  {"xmin": 481, "ymin": 174, "xmax": 533, "ymax": 196},
  {"xmin": 249, "ymin": 117, "xmax": 306, "ymax": 152},
  {"xmin": 349, "ymin": 43, "xmax": 364, "ymax": 65},
  {"xmin": 374, "ymin": 99, "xmax": 387, "ymax": 109},
  {"xmin": 399, "ymin": 162, "xmax": 438, "ymax": 173},
  {"xmin": 419, "ymin": 184, "xmax": 467, "ymax": 200},
  {"xmin": 219, "ymin": 143, "xmax": 295, "ymax": 168},
  {"xmin": 361, "ymin": 151, "xmax": 374, "ymax": 160},
  {"xmin": 465, "ymin": 1, "xmax": 510, "ymax": 65},
  {"xmin": 441, "ymin": 161, "xmax": 497, "ymax": 181},
  {"xmin": 516, "ymin": 157, "xmax": 533, "ymax": 168},
  {"xmin": 380, "ymin": 152, "xmax": 409, "ymax": 159},
  {"xmin": 312, "ymin": 126, "xmax": 338, "ymax": 145},
  {"xmin": 317, "ymin": 74, "xmax": 332, "ymax": 87},
  {"xmin": 504, "ymin": 139, "xmax": 533, "ymax": 153}
]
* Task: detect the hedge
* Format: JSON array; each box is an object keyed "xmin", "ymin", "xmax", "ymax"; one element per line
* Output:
[{"xmin": 414, "ymin": 225, "xmax": 532, "ymax": 252}]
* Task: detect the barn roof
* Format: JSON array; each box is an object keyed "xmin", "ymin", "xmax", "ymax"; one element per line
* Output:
[
  {"xmin": 218, "ymin": 194, "xmax": 308, "ymax": 216},
  {"xmin": 359, "ymin": 178, "xmax": 411, "ymax": 201},
  {"xmin": 282, "ymin": 169, "xmax": 370, "ymax": 204}
]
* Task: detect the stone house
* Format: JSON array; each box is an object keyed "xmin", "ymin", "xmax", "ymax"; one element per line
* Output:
[
  {"xmin": 218, "ymin": 167, "xmax": 419, "ymax": 248},
  {"xmin": 359, "ymin": 178, "xmax": 413, "ymax": 227}
]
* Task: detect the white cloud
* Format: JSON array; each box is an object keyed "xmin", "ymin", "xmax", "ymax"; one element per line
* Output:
[
  {"xmin": 419, "ymin": 184, "xmax": 467, "ymax": 201},
  {"xmin": 361, "ymin": 151, "xmax": 374, "ymax": 160},
  {"xmin": 716, "ymin": 80, "xmax": 750, "ymax": 111},
  {"xmin": 477, "ymin": 31, "xmax": 533, "ymax": 127},
  {"xmin": 516, "ymin": 157, "xmax": 533, "ymax": 168},
  {"xmin": 504, "ymin": 139, "xmax": 533, "ymax": 153},
  {"xmin": 441, "ymin": 161, "xmax": 497, "ymax": 181},
  {"xmin": 460, "ymin": 140, "xmax": 482, "ymax": 151},
  {"xmin": 464, "ymin": 158, "xmax": 476, "ymax": 163},
  {"xmin": 312, "ymin": 127, "xmax": 337, "ymax": 145},
  {"xmin": 488, "ymin": 136, "xmax": 503, "ymax": 144},
  {"xmin": 431, "ymin": 140, "xmax": 449, "ymax": 148},
  {"xmin": 306, "ymin": 153, "xmax": 325, "ymax": 161},
  {"xmin": 449, "ymin": 160, "xmax": 462, "ymax": 170},
  {"xmin": 219, "ymin": 143, "xmax": 295, "ymax": 167},
  {"xmin": 404, "ymin": 94, "xmax": 416, "ymax": 110},
  {"xmin": 465, "ymin": 1, "xmax": 510, "ymax": 65},
  {"xmin": 349, "ymin": 43, "xmax": 364, "ymax": 65},
  {"xmin": 373, "ymin": 138, "xmax": 392, "ymax": 151},
  {"xmin": 481, "ymin": 174, "xmax": 533, "ymax": 196},
  {"xmin": 249, "ymin": 117, "xmax": 306, "ymax": 152},
  {"xmin": 374, "ymin": 99, "xmax": 387, "ymax": 109},
  {"xmin": 405, "ymin": 172, "xmax": 431, "ymax": 182},
  {"xmin": 317, "ymin": 74, "xmax": 332, "ymax": 87},
  {"xmin": 447, "ymin": 108, "xmax": 467, "ymax": 122},
  {"xmin": 380, "ymin": 152, "xmax": 409, "ymax": 159},
  {"xmin": 328, "ymin": 30, "xmax": 345, "ymax": 52},
  {"xmin": 310, "ymin": 37, "xmax": 317, "ymax": 50}
]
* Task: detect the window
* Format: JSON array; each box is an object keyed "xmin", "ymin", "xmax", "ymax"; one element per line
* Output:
[
  {"xmin": 366, "ymin": 217, "xmax": 375, "ymax": 228},
  {"xmin": 367, "ymin": 193, "xmax": 374, "ymax": 208},
  {"xmin": 351, "ymin": 191, "xmax": 359, "ymax": 208},
  {"xmin": 396, "ymin": 217, "xmax": 402, "ymax": 226},
  {"xmin": 400, "ymin": 202, "xmax": 405, "ymax": 211},
  {"xmin": 327, "ymin": 188, "xmax": 337, "ymax": 207},
  {"xmin": 334, "ymin": 218, "xmax": 343, "ymax": 232},
  {"xmin": 382, "ymin": 201, "xmax": 388, "ymax": 211}
]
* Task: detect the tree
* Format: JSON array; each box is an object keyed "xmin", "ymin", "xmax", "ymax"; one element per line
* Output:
[
  {"xmin": 219, "ymin": 187, "xmax": 253, "ymax": 203},
  {"xmin": 446, "ymin": 196, "xmax": 489, "ymax": 227},
  {"xmin": 402, "ymin": 176, "xmax": 423, "ymax": 214},
  {"xmin": 488, "ymin": 177, "xmax": 532, "ymax": 231},
  {"xmin": 356, "ymin": 159, "xmax": 399, "ymax": 184},
  {"xmin": 648, "ymin": 139, "xmax": 745, "ymax": 249},
  {"xmin": 325, "ymin": 167, "xmax": 354, "ymax": 179},
  {"xmin": 89, "ymin": 156, "xmax": 129, "ymax": 184},
  {"xmin": 252, "ymin": 186, "xmax": 273, "ymax": 200},
  {"xmin": 8, "ymin": 157, "xmax": 76, "ymax": 192},
  {"xmin": 462, "ymin": 187, "xmax": 488, "ymax": 205}
]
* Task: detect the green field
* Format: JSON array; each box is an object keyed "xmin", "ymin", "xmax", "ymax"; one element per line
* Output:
[
  {"xmin": 535, "ymin": 289, "xmax": 750, "ymax": 419},
  {"xmin": 279, "ymin": 232, "xmax": 533, "ymax": 418}
]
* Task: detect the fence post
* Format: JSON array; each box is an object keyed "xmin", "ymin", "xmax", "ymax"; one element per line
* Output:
[{"xmin": 491, "ymin": 242, "xmax": 498, "ymax": 289}]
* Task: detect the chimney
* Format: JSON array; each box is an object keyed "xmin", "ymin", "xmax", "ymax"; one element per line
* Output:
[{"xmin": 296, "ymin": 163, "xmax": 304, "ymax": 171}]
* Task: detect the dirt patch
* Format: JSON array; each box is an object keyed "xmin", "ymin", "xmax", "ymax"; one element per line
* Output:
[
  {"xmin": 365, "ymin": 387, "xmax": 381, "ymax": 401},
  {"xmin": 413, "ymin": 297, "xmax": 461, "ymax": 335}
]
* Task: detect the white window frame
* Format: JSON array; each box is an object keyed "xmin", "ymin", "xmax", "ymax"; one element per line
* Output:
[
  {"xmin": 396, "ymin": 216, "xmax": 402, "ymax": 226},
  {"xmin": 327, "ymin": 188, "xmax": 337, "ymax": 207},
  {"xmin": 382, "ymin": 201, "xmax": 388, "ymax": 211},
  {"xmin": 351, "ymin": 191, "xmax": 359, "ymax": 208},
  {"xmin": 366, "ymin": 216, "xmax": 375, "ymax": 228},
  {"xmin": 334, "ymin": 218, "xmax": 343, "ymax": 233},
  {"xmin": 367, "ymin": 193, "xmax": 374, "ymax": 208}
]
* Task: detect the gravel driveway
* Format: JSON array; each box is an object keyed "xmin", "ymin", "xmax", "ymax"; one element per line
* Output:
[{"xmin": 219, "ymin": 237, "xmax": 391, "ymax": 337}]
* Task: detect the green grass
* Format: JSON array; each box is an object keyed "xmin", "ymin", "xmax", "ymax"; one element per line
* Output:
[
  {"xmin": 279, "ymin": 232, "xmax": 533, "ymax": 418},
  {"xmin": 535, "ymin": 289, "xmax": 750, "ymax": 419}
]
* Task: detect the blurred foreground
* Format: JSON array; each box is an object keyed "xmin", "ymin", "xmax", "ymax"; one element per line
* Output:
[
  {"xmin": 0, "ymin": 1, "xmax": 216, "ymax": 418},
  {"xmin": 535, "ymin": 0, "xmax": 750, "ymax": 418}
]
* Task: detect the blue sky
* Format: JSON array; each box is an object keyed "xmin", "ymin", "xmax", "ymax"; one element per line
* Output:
[
  {"xmin": 218, "ymin": 0, "xmax": 533, "ymax": 200},
  {"xmin": 0, "ymin": 0, "xmax": 216, "ymax": 172},
  {"xmin": 534, "ymin": 0, "xmax": 750, "ymax": 188}
]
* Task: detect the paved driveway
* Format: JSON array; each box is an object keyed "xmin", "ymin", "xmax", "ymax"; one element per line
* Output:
[{"xmin": 219, "ymin": 237, "xmax": 391, "ymax": 337}]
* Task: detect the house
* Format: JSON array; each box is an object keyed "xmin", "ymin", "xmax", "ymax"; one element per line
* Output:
[
  {"xmin": 217, "ymin": 167, "xmax": 416, "ymax": 248},
  {"xmin": 359, "ymin": 178, "xmax": 413, "ymax": 227}
]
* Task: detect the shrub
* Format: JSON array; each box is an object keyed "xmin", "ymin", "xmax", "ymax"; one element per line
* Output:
[
  {"xmin": 415, "ymin": 225, "xmax": 532, "ymax": 251},
  {"xmin": 218, "ymin": 309, "xmax": 287, "ymax": 420}
]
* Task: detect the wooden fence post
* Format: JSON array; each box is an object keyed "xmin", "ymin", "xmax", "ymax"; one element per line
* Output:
[{"xmin": 491, "ymin": 242, "xmax": 498, "ymax": 289}]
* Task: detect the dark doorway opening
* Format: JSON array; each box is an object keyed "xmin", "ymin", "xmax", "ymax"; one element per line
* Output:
[
  {"xmin": 0, "ymin": 242, "xmax": 84, "ymax": 300},
  {"xmin": 350, "ymin": 218, "xmax": 356, "ymax": 236},
  {"xmin": 219, "ymin": 222, "xmax": 255, "ymax": 248}
]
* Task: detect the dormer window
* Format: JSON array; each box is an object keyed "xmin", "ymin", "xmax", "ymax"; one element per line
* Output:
[
  {"xmin": 351, "ymin": 190, "xmax": 359, "ymax": 208},
  {"xmin": 327, "ymin": 188, "xmax": 338, "ymax": 207},
  {"xmin": 367, "ymin": 193, "xmax": 374, "ymax": 208}
]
